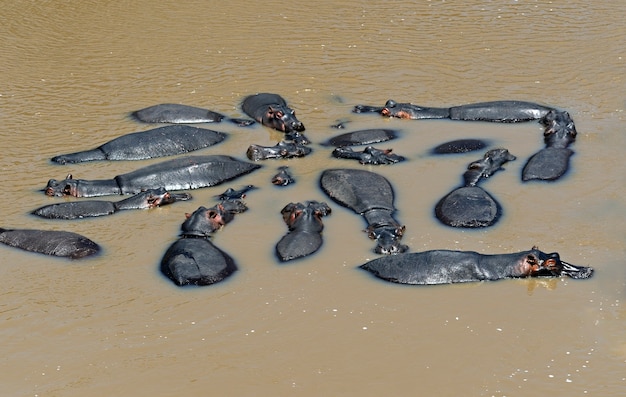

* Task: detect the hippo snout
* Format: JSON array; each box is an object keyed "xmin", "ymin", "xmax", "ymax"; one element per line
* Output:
[{"xmin": 292, "ymin": 121, "xmax": 305, "ymax": 132}]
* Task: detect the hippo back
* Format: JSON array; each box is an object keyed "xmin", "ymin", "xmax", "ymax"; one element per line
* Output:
[
  {"xmin": 241, "ymin": 93, "xmax": 287, "ymax": 119},
  {"xmin": 115, "ymin": 155, "xmax": 260, "ymax": 194},
  {"xmin": 320, "ymin": 169, "xmax": 395, "ymax": 214}
]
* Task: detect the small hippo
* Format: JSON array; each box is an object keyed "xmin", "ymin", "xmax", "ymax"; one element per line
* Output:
[
  {"xmin": 332, "ymin": 146, "xmax": 405, "ymax": 165},
  {"xmin": 241, "ymin": 93, "xmax": 308, "ymax": 143},
  {"xmin": 272, "ymin": 166, "xmax": 295, "ymax": 186},
  {"xmin": 276, "ymin": 201, "xmax": 332, "ymax": 261},
  {"xmin": 160, "ymin": 200, "xmax": 248, "ymax": 286},
  {"xmin": 435, "ymin": 148, "xmax": 516, "ymax": 228},
  {"xmin": 246, "ymin": 141, "xmax": 312, "ymax": 161},
  {"xmin": 0, "ymin": 228, "xmax": 100, "ymax": 259},
  {"xmin": 522, "ymin": 110, "xmax": 577, "ymax": 181}
]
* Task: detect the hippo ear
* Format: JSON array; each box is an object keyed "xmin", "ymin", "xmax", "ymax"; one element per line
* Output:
[
  {"xmin": 185, "ymin": 212, "xmax": 192, "ymax": 219},
  {"xmin": 66, "ymin": 174, "xmax": 73, "ymax": 180}
]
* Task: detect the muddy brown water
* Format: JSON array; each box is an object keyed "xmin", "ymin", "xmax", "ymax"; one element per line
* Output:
[{"xmin": 1, "ymin": 1, "xmax": 625, "ymax": 396}]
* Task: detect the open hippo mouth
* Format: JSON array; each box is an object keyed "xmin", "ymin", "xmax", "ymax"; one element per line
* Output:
[
  {"xmin": 559, "ymin": 260, "xmax": 594, "ymax": 279},
  {"xmin": 149, "ymin": 191, "xmax": 192, "ymax": 207}
]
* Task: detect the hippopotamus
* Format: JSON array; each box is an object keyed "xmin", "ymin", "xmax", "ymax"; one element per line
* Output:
[
  {"xmin": 323, "ymin": 129, "xmax": 398, "ymax": 147},
  {"xmin": 435, "ymin": 148, "xmax": 516, "ymax": 228},
  {"xmin": 241, "ymin": 93, "xmax": 308, "ymax": 143},
  {"xmin": 359, "ymin": 247, "xmax": 593, "ymax": 285},
  {"xmin": 51, "ymin": 125, "xmax": 226, "ymax": 164},
  {"xmin": 44, "ymin": 155, "xmax": 260, "ymax": 197},
  {"xmin": 276, "ymin": 201, "xmax": 332, "ymax": 262},
  {"xmin": 522, "ymin": 110, "xmax": 577, "ymax": 181},
  {"xmin": 332, "ymin": 146, "xmax": 405, "ymax": 165},
  {"xmin": 160, "ymin": 201, "xmax": 247, "ymax": 286},
  {"xmin": 246, "ymin": 141, "xmax": 312, "ymax": 161},
  {"xmin": 272, "ymin": 166, "xmax": 295, "ymax": 186},
  {"xmin": 355, "ymin": 99, "xmax": 554, "ymax": 123},
  {"xmin": 216, "ymin": 185, "xmax": 257, "ymax": 200},
  {"xmin": 430, "ymin": 138, "xmax": 489, "ymax": 155},
  {"xmin": 32, "ymin": 188, "xmax": 192, "ymax": 220},
  {"xmin": 0, "ymin": 228, "xmax": 100, "ymax": 259},
  {"xmin": 131, "ymin": 103, "xmax": 254, "ymax": 126},
  {"xmin": 320, "ymin": 169, "xmax": 407, "ymax": 255}
]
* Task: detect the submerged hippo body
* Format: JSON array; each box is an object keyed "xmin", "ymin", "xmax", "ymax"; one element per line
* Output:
[
  {"xmin": 320, "ymin": 169, "xmax": 407, "ymax": 254},
  {"xmin": 523, "ymin": 110, "xmax": 577, "ymax": 181},
  {"xmin": 431, "ymin": 139, "xmax": 489, "ymax": 155},
  {"xmin": 33, "ymin": 188, "xmax": 192, "ymax": 219},
  {"xmin": 323, "ymin": 129, "xmax": 398, "ymax": 147},
  {"xmin": 246, "ymin": 141, "xmax": 312, "ymax": 161},
  {"xmin": 448, "ymin": 101, "xmax": 554, "ymax": 122},
  {"xmin": 131, "ymin": 103, "xmax": 254, "ymax": 126},
  {"xmin": 51, "ymin": 125, "xmax": 226, "ymax": 164},
  {"xmin": 435, "ymin": 148, "xmax": 516, "ymax": 228},
  {"xmin": 160, "ymin": 200, "xmax": 248, "ymax": 286},
  {"xmin": 241, "ymin": 93, "xmax": 307, "ymax": 143},
  {"xmin": 360, "ymin": 247, "xmax": 593, "ymax": 285},
  {"xmin": 332, "ymin": 146, "xmax": 405, "ymax": 165},
  {"xmin": 44, "ymin": 155, "xmax": 261, "ymax": 198},
  {"xmin": 276, "ymin": 201, "xmax": 331, "ymax": 262},
  {"xmin": 0, "ymin": 228, "xmax": 100, "ymax": 259}
]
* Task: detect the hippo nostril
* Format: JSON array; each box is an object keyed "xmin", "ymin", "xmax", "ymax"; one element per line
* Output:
[{"xmin": 293, "ymin": 122, "xmax": 305, "ymax": 132}]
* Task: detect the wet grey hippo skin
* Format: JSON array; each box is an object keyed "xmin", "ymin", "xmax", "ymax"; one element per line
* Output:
[
  {"xmin": 332, "ymin": 146, "xmax": 405, "ymax": 165},
  {"xmin": 51, "ymin": 125, "xmax": 226, "ymax": 164},
  {"xmin": 241, "ymin": 93, "xmax": 308, "ymax": 144},
  {"xmin": 522, "ymin": 110, "xmax": 577, "ymax": 181},
  {"xmin": 323, "ymin": 129, "xmax": 398, "ymax": 147},
  {"xmin": 32, "ymin": 188, "xmax": 192, "ymax": 220},
  {"xmin": 44, "ymin": 155, "xmax": 260, "ymax": 198},
  {"xmin": 430, "ymin": 138, "xmax": 489, "ymax": 155},
  {"xmin": 131, "ymin": 103, "xmax": 254, "ymax": 126},
  {"xmin": 215, "ymin": 185, "xmax": 257, "ymax": 201},
  {"xmin": 435, "ymin": 148, "xmax": 516, "ymax": 228},
  {"xmin": 272, "ymin": 166, "xmax": 295, "ymax": 186},
  {"xmin": 360, "ymin": 247, "xmax": 593, "ymax": 285},
  {"xmin": 320, "ymin": 168, "xmax": 407, "ymax": 255},
  {"xmin": 246, "ymin": 141, "xmax": 312, "ymax": 161},
  {"xmin": 276, "ymin": 201, "xmax": 331, "ymax": 262},
  {"xmin": 0, "ymin": 228, "xmax": 100, "ymax": 259},
  {"xmin": 160, "ymin": 199, "xmax": 248, "ymax": 286}
]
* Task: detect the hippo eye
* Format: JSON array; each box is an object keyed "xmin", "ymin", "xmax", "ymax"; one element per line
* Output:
[
  {"xmin": 63, "ymin": 185, "xmax": 72, "ymax": 195},
  {"xmin": 526, "ymin": 254, "xmax": 537, "ymax": 266}
]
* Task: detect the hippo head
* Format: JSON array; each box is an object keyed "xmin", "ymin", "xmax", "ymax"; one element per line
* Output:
[
  {"xmin": 380, "ymin": 99, "xmax": 422, "ymax": 119},
  {"xmin": 181, "ymin": 205, "xmax": 231, "ymax": 236},
  {"xmin": 44, "ymin": 175, "xmax": 79, "ymax": 197},
  {"xmin": 367, "ymin": 225, "xmax": 408, "ymax": 255},
  {"xmin": 144, "ymin": 188, "xmax": 192, "ymax": 208},
  {"xmin": 281, "ymin": 201, "xmax": 331, "ymax": 232},
  {"xmin": 523, "ymin": 248, "xmax": 593, "ymax": 279},
  {"xmin": 541, "ymin": 110, "xmax": 577, "ymax": 148},
  {"xmin": 264, "ymin": 104, "xmax": 305, "ymax": 134}
]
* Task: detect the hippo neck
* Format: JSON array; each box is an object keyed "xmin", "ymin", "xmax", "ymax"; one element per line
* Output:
[
  {"xmin": 362, "ymin": 208, "xmax": 401, "ymax": 230},
  {"xmin": 74, "ymin": 179, "xmax": 122, "ymax": 197},
  {"xmin": 113, "ymin": 192, "xmax": 153, "ymax": 211}
]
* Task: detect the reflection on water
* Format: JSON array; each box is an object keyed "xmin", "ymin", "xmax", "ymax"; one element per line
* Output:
[{"xmin": 1, "ymin": 1, "xmax": 625, "ymax": 395}]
